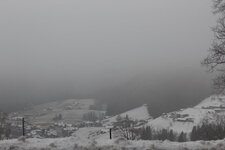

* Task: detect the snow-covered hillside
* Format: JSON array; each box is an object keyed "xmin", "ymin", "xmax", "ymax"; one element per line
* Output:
[
  {"xmin": 7, "ymin": 95, "xmax": 225, "ymax": 142},
  {"xmin": 195, "ymin": 95, "xmax": 225, "ymax": 110},
  {"xmin": 103, "ymin": 104, "xmax": 152, "ymax": 126},
  {"xmin": 148, "ymin": 108, "xmax": 215, "ymax": 133},
  {"xmin": 1, "ymin": 136, "xmax": 225, "ymax": 150},
  {"xmin": 148, "ymin": 95, "xmax": 225, "ymax": 133}
]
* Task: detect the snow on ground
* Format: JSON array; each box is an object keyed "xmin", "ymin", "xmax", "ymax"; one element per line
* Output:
[
  {"xmin": 5, "ymin": 96, "xmax": 225, "ymax": 149},
  {"xmin": 148, "ymin": 107, "xmax": 215, "ymax": 133},
  {"xmin": 103, "ymin": 104, "xmax": 152, "ymax": 126},
  {"xmin": 72, "ymin": 127, "xmax": 109, "ymax": 141},
  {"xmin": 147, "ymin": 95, "xmax": 225, "ymax": 133},
  {"xmin": 195, "ymin": 95, "xmax": 225, "ymax": 109},
  {"xmin": 1, "ymin": 136, "xmax": 225, "ymax": 150}
]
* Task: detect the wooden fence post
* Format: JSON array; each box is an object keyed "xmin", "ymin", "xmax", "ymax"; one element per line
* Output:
[
  {"xmin": 110, "ymin": 128, "xmax": 112, "ymax": 139},
  {"xmin": 22, "ymin": 118, "xmax": 25, "ymax": 136}
]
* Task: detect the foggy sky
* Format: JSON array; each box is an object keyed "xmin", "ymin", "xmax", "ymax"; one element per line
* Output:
[{"xmin": 0, "ymin": 0, "xmax": 216, "ymax": 112}]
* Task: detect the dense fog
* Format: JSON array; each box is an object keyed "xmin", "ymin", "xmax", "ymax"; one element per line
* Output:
[{"xmin": 0, "ymin": 0, "xmax": 215, "ymax": 115}]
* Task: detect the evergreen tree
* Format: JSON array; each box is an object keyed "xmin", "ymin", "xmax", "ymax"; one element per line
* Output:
[
  {"xmin": 146, "ymin": 126, "xmax": 152, "ymax": 140},
  {"xmin": 140, "ymin": 126, "xmax": 152, "ymax": 140},
  {"xmin": 190, "ymin": 126, "xmax": 197, "ymax": 141},
  {"xmin": 178, "ymin": 132, "xmax": 186, "ymax": 142},
  {"xmin": 190, "ymin": 123, "xmax": 225, "ymax": 141},
  {"xmin": 161, "ymin": 129, "xmax": 168, "ymax": 140},
  {"xmin": 168, "ymin": 130, "xmax": 175, "ymax": 141}
]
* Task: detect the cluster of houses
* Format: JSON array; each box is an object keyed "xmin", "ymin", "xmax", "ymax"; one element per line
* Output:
[{"xmin": 6, "ymin": 114, "xmax": 104, "ymax": 138}]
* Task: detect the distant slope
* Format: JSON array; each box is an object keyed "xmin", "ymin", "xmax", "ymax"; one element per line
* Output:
[
  {"xmin": 194, "ymin": 95, "xmax": 225, "ymax": 109},
  {"xmin": 103, "ymin": 104, "xmax": 152, "ymax": 126},
  {"xmin": 148, "ymin": 95, "xmax": 225, "ymax": 133},
  {"xmin": 12, "ymin": 99, "xmax": 105, "ymax": 126}
]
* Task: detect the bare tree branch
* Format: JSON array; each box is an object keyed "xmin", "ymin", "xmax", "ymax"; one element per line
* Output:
[{"xmin": 202, "ymin": 0, "xmax": 225, "ymax": 92}]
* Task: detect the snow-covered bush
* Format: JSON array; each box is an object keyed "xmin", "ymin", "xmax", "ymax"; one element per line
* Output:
[
  {"xmin": 49, "ymin": 142, "xmax": 57, "ymax": 148},
  {"xmin": 114, "ymin": 137, "xmax": 127, "ymax": 144},
  {"xmin": 17, "ymin": 136, "xmax": 26, "ymax": 142}
]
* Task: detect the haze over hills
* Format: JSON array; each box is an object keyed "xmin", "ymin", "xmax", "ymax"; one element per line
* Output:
[
  {"xmin": 0, "ymin": 68, "xmax": 212, "ymax": 118},
  {"xmin": 11, "ymin": 99, "xmax": 105, "ymax": 126},
  {"xmin": 0, "ymin": 0, "xmax": 223, "ymax": 149},
  {"xmin": 95, "ymin": 70, "xmax": 213, "ymax": 117}
]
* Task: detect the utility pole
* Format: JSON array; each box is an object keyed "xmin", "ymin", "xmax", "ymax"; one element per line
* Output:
[{"xmin": 22, "ymin": 117, "xmax": 25, "ymax": 136}]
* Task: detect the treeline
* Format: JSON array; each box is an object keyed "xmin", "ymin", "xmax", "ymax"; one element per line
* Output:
[
  {"xmin": 113, "ymin": 115, "xmax": 188, "ymax": 141},
  {"xmin": 52, "ymin": 114, "xmax": 63, "ymax": 121},
  {"xmin": 138, "ymin": 127, "xmax": 187, "ymax": 142},
  {"xmin": 82, "ymin": 111, "xmax": 104, "ymax": 122},
  {"xmin": 113, "ymin": 115, "xmax": 187, "ymax": 141},
  {"xmin": 191, "ymin": 123, "xmax": 225, "ymax": 141},
  {"xmin": 138, "ymin": 123, "xmax": 225, "ymax": 142}
]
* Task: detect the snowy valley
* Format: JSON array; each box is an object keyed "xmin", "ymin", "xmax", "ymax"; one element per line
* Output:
[{"xmin": 1, "ymin": 95, "xmax": 225, "ymax": 149}]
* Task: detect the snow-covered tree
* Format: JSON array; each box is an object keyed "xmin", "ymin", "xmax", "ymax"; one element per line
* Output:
[{"xmin": 113, "ymin": 115, "xmax": 137, "ymax": 140}]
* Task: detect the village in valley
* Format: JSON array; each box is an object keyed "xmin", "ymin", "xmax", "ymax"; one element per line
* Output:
[{"xmin": 1, "ymin": 95, "xmax": 225, "ymax": 149}]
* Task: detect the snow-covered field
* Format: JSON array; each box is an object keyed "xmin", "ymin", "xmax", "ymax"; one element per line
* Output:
[
  {"xmin": 1, "ymin": 136, "xmax": 225, "ymax": 150},
  {"xmin": 148, "ymin": 95, "xmax": 225, "ymax": 133}
]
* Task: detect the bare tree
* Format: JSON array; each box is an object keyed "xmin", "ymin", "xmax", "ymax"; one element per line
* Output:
[
  {"xmin": 113, "ymin": 115, "xmax": 137, "ymax": 140},
  {"xmin": 212, "ymin": 0, "xmax": 225, "ymax": 13},
  {"xmin": 202, "ymin": 0, "xmax": 225, "ymax": 93}
]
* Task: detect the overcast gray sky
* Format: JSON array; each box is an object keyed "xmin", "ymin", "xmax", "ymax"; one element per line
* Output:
[{"xmin": 0, "ymin": 0, "xmax": 216, "ymax": 111}]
